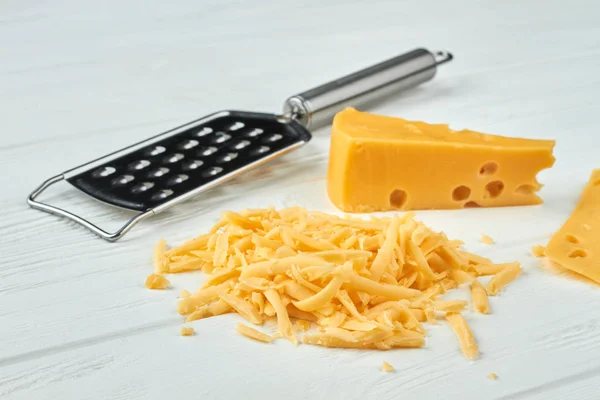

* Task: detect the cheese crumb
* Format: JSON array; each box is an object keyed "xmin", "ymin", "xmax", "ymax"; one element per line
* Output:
[
  {"xmin": 381, "ymin": 361, "xmax": 394, "ymax": 372},
  {"xmin": 488, "ymin": 373, "xmax": 498, "ymax": 380},
  {"xmin": 180, "ymin": 326, "xmax": 195, "ymax": 336},
  {"xmin": 531, "ymin": 245, "xmax": 545, "ymax": 258},
  {"xmin": 145, "ymin": 273, "xmax": 170, "ymax": 290},
  {"xmin": 481, "ymin": 234, "xmax": 495, "ymax": 245}
]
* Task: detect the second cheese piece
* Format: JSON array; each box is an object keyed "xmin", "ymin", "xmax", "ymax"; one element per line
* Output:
[
  {"xmin": 327, "ymin": 107, "xmax": 556, "ymax": 212},
  {"xmin": 545, "ymin": 169, "xmax": 600, "ymax": 283}
]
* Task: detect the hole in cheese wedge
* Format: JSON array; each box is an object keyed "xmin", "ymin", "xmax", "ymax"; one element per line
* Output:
[
  {"xmin": 564, "ymin": 234, "xmax": 580, "ymax": 244},
  {"xmin": 452, "ymin": 186, "xmax": 471, "ymax": 201},
  {"xmin": 515, "ymin": 184, "xmax": 537, "ymax": 195},
  {"xmin": 326, "ymin": 107, "xmax": 555, "ymax": 212},
  {"xmin": 479, "ymin": 162, "xmax": 498, "ymax": 175},
  {"xmin": 484, "ymin": 181, "xmax": 504, "ymax": 199},
  {"xmin": 568, "ymin": 249, "xmax": 588, "ymax": 258},
  {"xmin": 389, "ymin": 189, "xmax": 407, "ymax": 208}
]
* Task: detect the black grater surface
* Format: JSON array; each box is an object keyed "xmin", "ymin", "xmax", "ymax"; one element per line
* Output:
[{"xmin": 67, "ymin": 111, "xmax": 311, "ymax": 212}]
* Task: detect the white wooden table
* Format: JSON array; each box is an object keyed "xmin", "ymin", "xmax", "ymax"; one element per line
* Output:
[{"xmin": 2, "ymin": 1, "xmax": 600, "ymax": 399}]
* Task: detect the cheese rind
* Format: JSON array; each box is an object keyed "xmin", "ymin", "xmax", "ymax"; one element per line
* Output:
[
  {"xmin": 545, "ymin": 169, "xmax": 600, "ymax": 283},
  {"xmin": 327, "ymin": 107, "xmax": 556, "ymax": 212}
]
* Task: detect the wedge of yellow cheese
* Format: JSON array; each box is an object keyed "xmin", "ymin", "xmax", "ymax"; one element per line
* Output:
[
  {"xmin": 326, "ymin": 107, "xmax": 556, "ymax": 212},
  {"xmin": 545, "ymin": 169, "xmax": 600, "ymax": 283}
]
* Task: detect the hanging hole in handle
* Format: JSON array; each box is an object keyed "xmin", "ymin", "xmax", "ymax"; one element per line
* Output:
[{"xmin": 434, "ymin": 50, "xmax": 454, "ymax": 65}]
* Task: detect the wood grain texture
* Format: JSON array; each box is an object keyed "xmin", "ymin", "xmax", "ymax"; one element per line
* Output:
[{"xmin": 2, "ymin": 0, "xmax": 600, "ymax": 398}]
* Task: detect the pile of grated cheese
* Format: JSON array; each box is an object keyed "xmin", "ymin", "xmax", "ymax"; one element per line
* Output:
[{"xmin": 150, "ymin": 207, "xmax": 522, "ymax": 359}]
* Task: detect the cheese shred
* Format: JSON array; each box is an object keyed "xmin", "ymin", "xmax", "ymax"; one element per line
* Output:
[
  {"xmin": 486, "ymin": 262, "xmax": 522, "ymax": 296},
  {"xmin": 151, "ymin": 207, "xmax": 520, "ymax": 359},
  {"xmin": 471, "ymin": 280, "xmax": 490, "ymax": 314},
  {"xmin": 446, "ymin": 313, "xmax": 479, "ymax": 360},
  {"xmin": 236, "ymin": 323, "xmax": 275, "ymax": 343}
]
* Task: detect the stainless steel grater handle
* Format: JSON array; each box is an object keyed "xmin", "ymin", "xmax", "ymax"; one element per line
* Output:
[{"xmin": 283, "ymin": 48, "xmax": 453, "ymax": 130}]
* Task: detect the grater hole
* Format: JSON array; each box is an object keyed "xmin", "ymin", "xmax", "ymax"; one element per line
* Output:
[
  {"xmin": 92, "ymin": 166, "xmax": 116, "ymax": 178},
  {"xmin": 195, "ymin": 127, "xmax": 213, "ymax": 137},
  {"xmin": 229, "ymin": 122, "xmax": 245, "ymax": 131},
  {"xmin": 250, "ymin": 146, "xmax": 270, "ymax": 156},
  {"xmin": 202, "ymin": 166, "xmax": 223, "ymax": 178},
  {"xmin": 163, "ymin": 153, "xmax": 185, "ymax": 164},
  {"xmin": 212, "ymin": 132, "xmax": 232, "ymax": 144},
  {"xmin": 145, "ymin": 145, "xmax": 166, "ymax": 156},
  {"xmin": 112, "ymin": 174, "xmax": 134, "ymax": 186},
  {"xmin": 177, "ymin": 140, "xmax": 199, "ymax": 150},
  {"xmin": 183, "ymin": 160, "xmax": 204, "ymax": 170},
  {"xmin": 247, "ymin": 128, "xmax": 264, "ymax": 137},
  {"xmin": 148, "ymin": 167, "xmax": 169, "ymax": 178},
  {"xmin": 217, "ymin": 153, "xmax": 238, "ymax": 163},
  {"xmin": 132, "ymin": 182, "xmax": 154, "ymax": 193},
  {"xmin": 129, "ymin": 160, "xmax": 151, "ymax": 171},
  {"xmin": 197, "ymin": 146, "xmax": 218, "ymax": 157},
  {"xmin": 167, "ymin": 174, "xmax": 189, "ymax": 186},
  {"xmin": 231, "ymin": 140, "xmax": 251, "ymax": 150},
  {"xmin": 263, "ymin": 133, "xmax": 283, "ymax": 143},
  {"xmin": 151, "ymin": 189, "xmax": 174, "ymax": 201}
]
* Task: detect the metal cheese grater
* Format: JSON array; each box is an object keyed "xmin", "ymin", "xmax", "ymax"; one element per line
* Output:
[{"xmin": 27, "ymin": 47, "xmax": 453, "ymax": 241}]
